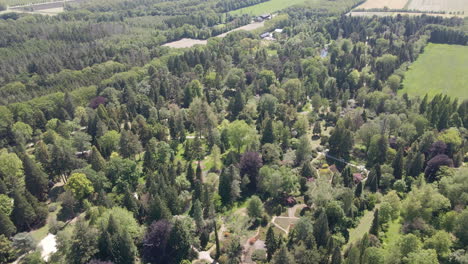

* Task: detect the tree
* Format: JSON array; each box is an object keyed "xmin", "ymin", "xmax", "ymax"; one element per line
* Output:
[
  {"xmin": 230, "ymin": 89, "xmax": 244, "ymax": 118},
  {"xmin": 12, "ymin": 191, "xmax": 36, "ymax": 230},
  {"xmin": 296, "ymin": 135, "xmax": 313, "ymax": 165},
  {"xmin": 227, "ymin": 120, "xmax": 257, "ymax": 153},
  {"xmin": 301, "ymin": 161, "xmax": 316, "ymax": 179},
  {"xmin": 239, "ymin": 151, "xmax": 263, "ymax": 192},
  {"xmin": 89, "ymin": 146, "xmax": 106, "ymax": 172},
  {"xmin": 72, "ymin": 131, "xmax": 92, "ymax": 152},
  {"xmin": 272, "ymin": 244, "xmax": 294, "ymax": 264},
  {"xmin": 423, "ymin": 230, "xmax": 452, "ymax": 259},
  {"xmin": 369, "ymin": 209, "xmax": 380, "ymax": 237},
  {"xmin": 331, "ymin": 247, "xmax": 342, "ymax": 264},
  {"xmin": 119, "ymin": 130, "xmax": 142, "ymax": 159},
  {"xmin": 266, "ymin": 226, "xmax": 277, "ymax": 261},
  {"xmin": 21, "ymin": 154, "xmax": 48, "ymax": 201},
  {"xmin": 65, "ymin": 173, "xmax": 94, "ymax": 202},
  {"xmin": 12, "ymin": 121, "xmax": 33, "ymax": 146},
  {"xmin": 314, "ymin": 210, "xmax": 330, "ymax": 248},
  {"xmin": 142, "ymin": 220, "xmax": 173, "ymax": 264},
  {"xmin": 328, "ymin": 120, "xmax": 353, "ymax": 166},
  {"xmin": 0, "ymin": 210, "xmax": 16, "ymax": 237},
  {"xmin": 67, "ymin": 218, "xmax": 99, "ymax": 264},
  {"xmin": 148, "ymin": 195, "xmax": 172, "ymax": 222},
  {"xmin": 0, "ymin": 150, "xmax": 24, "ymax": 194},
  {"xmin": 362, "ymin": 247, "xmax": 385, "ymax": 264},
  {"xmin": 392, "ymin": 147, "xmax": 404, "ymax": 179},
  {"xmin": 188, "ymin": 98, "xmax": 217, "ymax": 138},
  {"xmin": 247, "ymin": 195, "xmax": 264, "ymax": 221},
  {"xmin": 0, "ymin": 235, "xmax": 16, "ymax": 264},
  {"xmin": 454, "ymin": 209, "xmax": 468, "ymax": 247},
  {"xmin": 367, "ymin": 134, "xmax": 387, "ymax": 166},
  {"xmin": 167, "ymin": 219, "xmax": 192, "ymax": 264},
  {"xmin": 105, "ymin": 157, "xmax": 140, "ymax": 193},
  {"xmin": 407, "ymin": 249, "xmax": 439, "ymax": 264},
  {"xmin": 261, "ymin": 118, "xmax": 275, "ymax": 144},
  {"xmin": 98, "ymin": 130, "xmax": 121, "ymax": 158},
  {"xmin": 313, "ymin": 121, "xmax": 321, "ymax": 136},
  {"xmin": 283, "ymin": 78, "xmax": 304, "ymax": 105},
  {"xmin": 214, "ymin": 220, "xmax": 220, "ymax": 260}
]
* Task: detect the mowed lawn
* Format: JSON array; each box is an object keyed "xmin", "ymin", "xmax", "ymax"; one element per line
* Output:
[
  {"xmin": 400, "ymin": 43, "xmax": 468, "ymax": 100},
  {"xmin": 229, "ymin": 0, "xmax": 309, "ymax": 15}
]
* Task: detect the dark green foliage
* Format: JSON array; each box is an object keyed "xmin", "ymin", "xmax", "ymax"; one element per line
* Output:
[
  {"xmin": 0, "ymin": 211, "xmax": 16, "ymax": 237},
  {"xmin": 266, "ymin": 226, "xmax": 277, "ymax": 261},
  {"xmin": 67, "ymin": 219, "xmax": 99, "ymax": 264},
  {"xmin": 392, "ymin": 147, "xmax": 404, "ymax": 180},
  {"xmin": 21, "ymin": 154, "xmax": 48, "ymax": 201},
  {"xmin": 331, "ymin": 247, "xmax": 342, "ymax": 264},
  {"xmin": 11, "ymin": 191, "xmax": 36, "ymax": 231},
  {"xmin": 369, "ymin": 209, "xmax": 380, "ymax": 237},
  {"xmin": 167, "ymin": 219, "xmax": 192, "ymax": 264},
  {"xmin": 261, "ymin": 118, "xmax": 275, "ymax": 144},
  {"xmin": 314, "ymin": 210, "xmax": 330, "ymax": 248}
]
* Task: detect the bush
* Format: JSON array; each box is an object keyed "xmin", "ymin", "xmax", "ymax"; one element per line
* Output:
[
  {"xmin": 0, "ymin": 2, "xmax": 6, "ymax": 11},
  {"xmin": 48, "ymin": 205, "xmax": 57, "ymax": 212},
  {"xmin": 252, "ymin": 249, "xmax": 267, "ymax": 262}
]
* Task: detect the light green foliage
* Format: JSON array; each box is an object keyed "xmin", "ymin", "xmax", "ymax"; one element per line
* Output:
[
  {"xmin": 0, "ymin": 150, "xmax": 24, "ymax": 194},
  {"xmin": 454, "ymin": 209, "xmax": 468, "ymax": 246},
  {"xmin": 399, "ymin": 234, "xmax": 422, "ymax": 258},
  {"xmin": 98, "ymin": 130, "xmax": 120, "ymax": 153},
  {"xmin": 439, "ymin": 167, "xmax": 468, "ymax": 207},
  {"xmin": 12, "ymin": 121, "xmax": 32, "ymax": 145},
  {"xmin": 247, "ymin": 195, "xmax": 264, "ymax": 220},
  {"xmin": 227, "ymin": 120, "xmax": 257, "ymax": 153},
  {"xmin": 0, "ymin": 106, "xmax": 13, "ymax": 136},
  {"xmin": 64, "ymin": 173, "xmax": 94, "ymax": 201},
  {"xmin": 96, "ymin": 207, "xmax": 142, "ymax": 239},
  {"xmin": 400, "ymin": 44, "xmax": 468, "ymax": 100},
  {"xmin": 423, "ymin": 230, "xmax": 452, "ymax": 258},
  {"xmin": 401, "ymin": 184, "xmax": 450, "ymax": 223},
  {"xmin": 406, "ymin": 249, "xmax": 439, "ymax": 264},
  {"xmin": 362, "ymin": 247, "xmax": 385, "ymax": 264},
  {"xmin": 0, "ymin": 194, "xmax": 13, "ymax": 216},
  {"xmin": 259, "ymin": 166, "xmax": 298, "ymax": 199}
]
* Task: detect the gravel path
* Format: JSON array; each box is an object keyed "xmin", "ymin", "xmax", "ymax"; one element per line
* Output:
[{"xmin": 38, "ymin": 233, "xmax": 57, "ymax": 261}]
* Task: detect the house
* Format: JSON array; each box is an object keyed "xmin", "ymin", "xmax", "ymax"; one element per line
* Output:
[
  {"xmin": 260, "ymin": 32, "xmax": 272, "ymax": 39},
  {"xmin": 255, "ymin": 14, "xmax": 272, "ymax": 22}
]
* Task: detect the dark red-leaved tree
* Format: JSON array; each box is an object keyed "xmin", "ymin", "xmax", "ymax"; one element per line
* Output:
[
  {"xmin": 142, "ymin": 220, "xmax": 173, "ymax": 264},
  {"xmin": 239, "ymin": 151, "xmax": 263, "ymax": 192},
  {"xmin": 425, "ymin": 154, "xmax": 453, "ymax": 182}
]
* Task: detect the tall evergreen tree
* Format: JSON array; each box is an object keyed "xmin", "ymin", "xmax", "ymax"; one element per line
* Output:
[
  {"xmin": 314, "ymin": 210, "xmax": 330, "ymax": 248},
  {"xmin": 271, "ymin": 244, "xmax": 294, "ymax": 264},
  {"xmin": 89, "ymin": 146, "xmax": 106, "ymax": 172},
  {"xmin": 0, "ymin": 211, "xmax": 16, "ymax": 237},
  {"xmin": 167, "ymin": 219, "xmax": 192, "ymax": 264},
  {"xmin": 354, "ymin": 181, "xmax": 363, "ymax": 198},
  {"xmin": 261, "ymin": 118, "xmax": 275, "ymax": 144},
  {"xmin": 266, "ymin": 226, "xmax": 277, "ymax": 261},
  {"xmin": 11, "ymin": 191, "xmax": 36, "ymax": 231},
  {"xmin": 21, "ymin": 154, "xmax": 48, "ymax": 201},
  {"xmin": 148, "ymin": 195, "xmax": 172, "ymax": 223},
  {"xmin": 392, "ymin": 147, "xmax": 404, "ymax": 180},
  {"xmin": 231, "ymin": 90, "xmax": 244, "ymax": 118},
  {"xmin": 369, "ymin": 209, "xmax": 380, "ymax": 237},
  {"xmin": 331, "ymin": 246, "xmax": 342, "ymax": 264},
  {"xmin": 67, "ymin": 218, "xmax": 99, "ymax": 264}
]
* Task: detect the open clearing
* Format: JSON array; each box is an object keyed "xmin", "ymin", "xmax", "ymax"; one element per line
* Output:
[
  {"xmin": 355, "ymin": 0, "xmax": 408, "ymax": 10},
  {"xmin": 407, "ymin": 0, "xmax": 468, "ymax": 14},
  {"xmin": 400, "ymin": 43, "xmax": 468, "ymax": 100},
  {"xmin": 229, "ymin": 0, "xmax": 309, "ymax": 15},
  {"xmin": 163, "ymin": 21, "xmax": 265, "ymax": 48}
]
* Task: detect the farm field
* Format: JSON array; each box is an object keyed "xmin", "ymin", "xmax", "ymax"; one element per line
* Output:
[
  {"xmin": 229, "ymin": 0, "xmax": 308, "ymax": 15},
  {"xmin": 407, "ymin": 0, "xmax": 468, "ymax": 14},
  {"xmin": 400, "ymin": 43, "xmax": 468, "ymax": 100},
  {"xmin": 355, "ymin": 0, "xmax": 408, "ymax": 10}
]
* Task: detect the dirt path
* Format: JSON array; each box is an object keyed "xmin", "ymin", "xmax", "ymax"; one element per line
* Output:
[{"xmin": 38, "ymin": 233, "xmax": 57, "ymax": 261}]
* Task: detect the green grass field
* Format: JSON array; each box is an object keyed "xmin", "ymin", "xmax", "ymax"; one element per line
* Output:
[
  {"xmin": 229, "ymin": 0, "xmax": 362, "ymax": 16},
  {"xmin": 400, "ymin": 43, "xmax": 468, "ymax": 100},
  {"xmin": 229, "ymin": 0, "xmax": 309, "ymax": 15}
]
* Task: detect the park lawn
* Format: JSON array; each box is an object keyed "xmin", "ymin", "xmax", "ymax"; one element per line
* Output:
[
  {"xmin": 400, "ymin": 43, "xmax": 468, "ymax": 100},
  {"xmin": 382, "ymin": 217, "xmax": 402, "ymax": 248},
  {"xmin": 344, "ymin": 204, "xmax": 381, "ymax": 250},
  {"xmin": 30, "ymin": 202, "xmax": 62, "ymax": 242}
]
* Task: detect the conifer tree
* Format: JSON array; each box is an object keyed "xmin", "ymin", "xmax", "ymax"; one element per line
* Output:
[
  {"xmin": 0, "ymin": 211, "xmax": 16, "ymax": 237},
  {"xmin": 67, "ymin": 218, "xmax": 98, "ymax": 264},
  {"xmin": 261, "ymin": 118, "xmax": 275, "ymax": 144},
  {"xmin": 355, "ymin": 181, "xmax": 363, "ymax": 198},
  {"xmin": 369, "ymin": 209, "xmax": 380, "ymax": 237},
  {"xmin": 392, "ymin": 147, "xmax": 404, "ymax": 180},
  {"xmin": 301, "ymin": 161, "xmax": 316, "ymax": 178},
  {"xmin": 266, "ymin": 226, "xmax": 277, "ymax": 261},
  {"xmin": 149, "ymin": 196, "xmax": 172, "ymax": 223},
  {"xmin": 89, "ymin": 146, "xmax": 106, "ymax": 172},
  {"xmin": 272, "ymin": 244, "xmax": 294, "ymax": 264},
  {"xmin": 21, "ymin": 154, "xmax": 48, "ymax": 201},
  {"xmin": 313, "ymin": 121, "xmax": 321, "ymax": 136},
  {"xmin": 314, "ymin": 210, "xmax": 330, "ymax": 248},
  {"xmin": 214, "ymin": 220, "xmax": 220, "ymax": 260},
  {"xmin": 11, "ymin": 191, "xmax": 36, "ymax": 230},
  {"xmin": 331, "ymin": 246, "xmax": 342, "ymax": 264}
]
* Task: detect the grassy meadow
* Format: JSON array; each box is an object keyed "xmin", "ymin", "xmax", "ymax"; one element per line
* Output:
[
  {"xmin": 400, "ymin": 43, "xmax": 468, "ymax": 100},
  {"xmin": 229, "ymin": 0, "xmax": 362, "ymax": 16}
]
